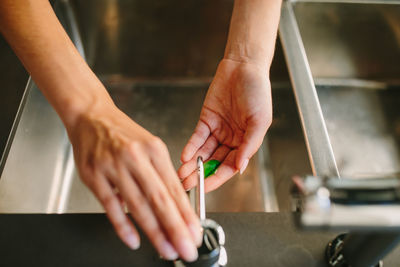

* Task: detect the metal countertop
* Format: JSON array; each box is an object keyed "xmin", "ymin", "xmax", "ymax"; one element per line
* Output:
[{"xmin": 1, "ymin": 212, "xmax": 400, "ymax": 267}]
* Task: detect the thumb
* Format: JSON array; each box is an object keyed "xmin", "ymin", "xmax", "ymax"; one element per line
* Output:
[{"xmin": 236, "ymin": 119, "xmax": 269, "ymax": 174}]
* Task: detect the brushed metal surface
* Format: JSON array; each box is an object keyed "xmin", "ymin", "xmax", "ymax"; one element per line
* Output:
[
  {"xmin": 318, "ymin": 86, "xmax": 400, "ymax": 178},
  {"xmin": 279, "ymin": 2, "xmax": 340, "ymax": 178},
  {"xmin": 294, "ymin": 1, "xmax": 400, "ymax": 82}
]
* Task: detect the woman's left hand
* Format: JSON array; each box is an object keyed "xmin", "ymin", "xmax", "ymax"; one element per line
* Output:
[{"xmin": 178, "ymin": 58, "xmax": 272, "ymax": 192}]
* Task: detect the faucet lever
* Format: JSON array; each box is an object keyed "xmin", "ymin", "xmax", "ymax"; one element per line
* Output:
[{"xmin": 197, "ymin": 156, "xmax": 206, "ymax": 221}]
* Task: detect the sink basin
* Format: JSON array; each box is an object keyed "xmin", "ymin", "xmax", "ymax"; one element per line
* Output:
[
  {"xmin": 293, "ymin": 1, "xmax": 400, "ymax": 178},
  {"xmin": 0, "ymin": 0, "xmax": 310, "ymax": 213}
]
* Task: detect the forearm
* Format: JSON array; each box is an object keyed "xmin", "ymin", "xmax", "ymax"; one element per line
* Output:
[
  {"xmin": 224, "ymin": 0, "xmax": 282, "ymax": 68},
  {"xmin": 0, "ymin": 0, "xmax": 112, "ymax": 129}
]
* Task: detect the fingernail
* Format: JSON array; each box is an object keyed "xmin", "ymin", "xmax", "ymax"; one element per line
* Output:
[
  {"xmin": 240, "ymin": 159, "xmax": 249, "ymax": 175},
  {"xmin": 189, "ymin": 223, "xmax": 203, "ymax": 247},
  {"xmin": 161, "ymin": 240, "xmax": 179, "ymax": 260},
  {"xmin": 178, "ymin": 238, "xmax": 198, "ymax": 262},
  {"xmin": 125, "ymin": 234, "xmax": 140, "ymax": 250}
]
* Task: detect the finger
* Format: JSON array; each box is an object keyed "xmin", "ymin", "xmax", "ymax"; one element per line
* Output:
[
  {"xmin": 181, "ymin": 120, "xmax": 210, "ymax": 163},
  {"xmin": 110, "ymin": 165, "xmax": 180, "ymax": 261},
  {"xmin": 181, "ymin": 145, "xmax": 231, "ymax": 191},
  {"xmin": 108, "ymin": 181, "xmax": 126, "ymax": 207},
  {"xmin": 181, "ymin": 169, "xmax": 198, "ymax": 191},
  {"xmin": 115, "ymin": 192, "xmax": 125, "ymax": 208},
  {"xmin": 124, "ymin": 154, "xmax": 198, "ymax": 262},
  {"xmin": 90, "ymin": 174, "xmax": 140, "ymax": 250},
  {"xmin": 236, "ymin": 120, "xmax": 268, "ymax": 174},
  {"xmin": 150, "ymin": 148, "xmax": 202, "ymax": 246},
  {"xmin": 178, "ymin": 135, "xmax": 219, "ymax": 180},
  {"xmin": 204, "ymin": 150, "xmax": 238, "ymax": 193}
]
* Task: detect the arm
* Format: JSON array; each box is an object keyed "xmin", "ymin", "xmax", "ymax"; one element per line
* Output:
[
  {"xmin": 179, "ymin": 0, "xmax": 282, "ymax": 191},
  {"xmin": 0, "ymin": 0, "xmax": 201, "ymax": 262},
  {"xmin": 225, "ymin": 0, "xmax": 281, "ymax": 67}
]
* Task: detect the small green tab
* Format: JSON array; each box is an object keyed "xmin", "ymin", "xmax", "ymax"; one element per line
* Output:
[{"xmin": 204, "ymin": 159, "xmax": 221, "ymax": 178}]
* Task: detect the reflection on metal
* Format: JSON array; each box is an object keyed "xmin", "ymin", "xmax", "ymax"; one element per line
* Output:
[
  {"xmin": 47, "ymin": 145, "xmax": 75, "ymax": 213},
  {"xmin": 197, "ymin": 156, "xmax": 206, "ymax": 221},
  {"xmin": 279, "ymin": 1, "xmax": 340, "ymax": 178},
  {"xmin": 258, "ymin": 138, "xmax": 279, "ymax": 212},
  {"xmin": 46, "ymin": 136, "xmax": 69, "ymax": 213},
  {"xmin": 314, "ymin": 78, "xmax": 388, "ymax": 90},
  {"xmin": 0, "ymin": 83, "xmax": 71, "ymax": 212}
]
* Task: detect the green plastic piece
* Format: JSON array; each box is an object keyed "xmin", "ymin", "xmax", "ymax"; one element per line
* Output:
[{"xmin": 204, "ymin": 159, "xmax": 221, "ymax": 178}]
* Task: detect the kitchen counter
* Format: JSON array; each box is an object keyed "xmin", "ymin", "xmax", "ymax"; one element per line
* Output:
[{"xmin": 1, "ymin": 212, "xmax": 400, "ymax": 267}]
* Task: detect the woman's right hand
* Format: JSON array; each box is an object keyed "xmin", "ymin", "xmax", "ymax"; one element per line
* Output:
[
  {"xmin": 67, "ymin": 102, "xmax": 202, "ymax": 262},
  {"xmin": 1, "ymin": 0, "xmax": 203, "ymax": 261}
]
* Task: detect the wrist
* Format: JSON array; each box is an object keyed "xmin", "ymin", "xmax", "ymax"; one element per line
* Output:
[
  {"xmin": 224, "ymin": 42, "xmax": 272, "ymax": 69},
  {"xmin": 55, "ymin": 79, "xmax": 115, "ymax": 131}
]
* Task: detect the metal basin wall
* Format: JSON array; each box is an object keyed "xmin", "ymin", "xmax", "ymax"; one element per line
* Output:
[{"xmin": 0, "ymin": 36, "xmax": 28, "ymax": 172}]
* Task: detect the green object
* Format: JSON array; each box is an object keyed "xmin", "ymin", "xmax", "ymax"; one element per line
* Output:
[{"xmin": 204, "ymin": 159, "xmax": 221, "ymax": 178}]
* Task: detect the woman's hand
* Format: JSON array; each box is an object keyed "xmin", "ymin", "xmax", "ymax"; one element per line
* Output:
[
  {"xmin": 67, "ymin": 103, "xmax": 202, "ymax": 262},
  {"xmin": 178, "ymin": 59, "xmax": 272, "ymax": 192}
]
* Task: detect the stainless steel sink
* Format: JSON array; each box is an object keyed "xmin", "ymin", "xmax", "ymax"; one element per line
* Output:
[
  {"xmin": 6, "ymin": 0, "xmax": 399, "ymax": 215},
  {"xmin": 295, "ymin": 2, "xmax": 400, "ymax": 178},
  {"xmin": 281, "ymin": 3, "xmax": 400, "ymax": 265},
  {"xmin": 280, "ymin": 0, "xmax": 400, "ymax": 180},
  {"xmin": 0, "ymin": 0, "xmax": 310, "ymax": 213}
]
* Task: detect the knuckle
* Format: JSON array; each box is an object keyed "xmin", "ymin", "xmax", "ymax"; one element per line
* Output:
[
  {"xmin": 127, "ymin": 141, "xmax": 143, "ymax": 161},
  {"xmin": 148, "ymin": 137, "xmax": 167, "ymax": 153},
  {"xmin": 97, "ymin": 157, "xmax": 113, "ymax": 170},
  {"xmin": 129, "ymin": 141, "xmax": 141, "ymax": 151}
]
